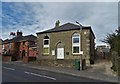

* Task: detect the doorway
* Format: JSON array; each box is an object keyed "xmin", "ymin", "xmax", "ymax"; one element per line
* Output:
[
  {"xmin": 57, "ymin": 42, "xmax": 64, "ymax": 59},
  {"xmin": 22, "ymin": 50, "xmax": 25, "ymax": 59}
]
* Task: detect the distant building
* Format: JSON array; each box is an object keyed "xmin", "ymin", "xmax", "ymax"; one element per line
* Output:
[
  {"xmin": 36, "ymin": 22, "xmax": 95, "ymax": 68},
  {"xmin": 96, "ymin": 45, "xmax": 110, "ymax": 59},
  {"xmin": 3, "ymin": 30, "xmax": 37, "ymax": 60}
]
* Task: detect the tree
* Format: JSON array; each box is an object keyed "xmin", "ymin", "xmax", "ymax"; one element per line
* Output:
[{"xmin": 102, "ymin": 27, "xmax": 120, "ymax": 72}]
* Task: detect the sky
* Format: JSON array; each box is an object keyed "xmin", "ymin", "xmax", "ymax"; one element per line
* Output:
[{"xmin": 1, "ymin": 1, "xmax": 118, "ymax": 46}]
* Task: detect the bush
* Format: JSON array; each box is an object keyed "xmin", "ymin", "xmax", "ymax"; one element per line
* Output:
[
  {"xmin": 90, "ymin": 59, "xmax": 94, "ymax": 64},
  {"xmin": 11, "ymin": 56, "xmax": 17, "ymax": 61},
  {"xmin": 111, "ymin": 65, "xmax": 117, "ymax": 72}
]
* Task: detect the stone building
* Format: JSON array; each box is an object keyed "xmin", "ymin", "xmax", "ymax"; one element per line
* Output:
[{"xmin": 36, "ymin": 23, "xmax": 95, "ymax": 68}]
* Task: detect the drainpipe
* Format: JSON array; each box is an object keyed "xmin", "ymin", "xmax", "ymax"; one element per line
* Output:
[{"xmin": 76, "ymin": 21, "xmax": 83, "ymax": 70}]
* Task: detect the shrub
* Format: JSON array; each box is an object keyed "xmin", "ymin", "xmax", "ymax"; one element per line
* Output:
[{"xmin": 111, "ymin": 65, "xmax": 117, "ymax": 72}]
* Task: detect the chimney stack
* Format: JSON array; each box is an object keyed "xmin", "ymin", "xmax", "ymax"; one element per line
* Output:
[
  {"xmin": 10, "ymin": 32, "xmax": 16, "ymax": 39},
  {"xmin": 55, "ymin": 20, "xmax": 60, "ymax": 27},
  {"xmin": 16, "ymin": 30, "xmax": 22, "ymax": 37}
]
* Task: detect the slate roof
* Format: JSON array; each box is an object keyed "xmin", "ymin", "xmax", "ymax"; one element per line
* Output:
[
  {"xmin": 3, "ymin": 39, "xmax": 9, "ymax": 44},
  {"xmin": 19, "ymin": 35, "xmax": 37, "ymax": 42},
  {"xmin": 3, "ymin": 35, "xmax": 37, "ymax": 43},
  {"xmin": 36, "ymin": 23, "xmax": 95, "ymax": 38},
  {"xmin": 29, "ymin": 43, "xmax": 37, "ymax": 48}
]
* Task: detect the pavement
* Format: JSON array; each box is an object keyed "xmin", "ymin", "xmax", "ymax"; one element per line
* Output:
[{"xmin": 3, "ymin": 60, "xmax": 118, "ymax": 82}]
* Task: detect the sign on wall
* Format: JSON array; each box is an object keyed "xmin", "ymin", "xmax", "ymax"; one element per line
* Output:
[
  {"xmin": 80, "ymin": 51, "xmax": 83, "ymax": 55},
  {"xmin": 52, "ymin": 50, "xmax": 55, "ymax": 55}
]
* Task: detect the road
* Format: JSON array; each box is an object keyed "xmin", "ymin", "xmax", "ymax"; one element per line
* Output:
[{"xmin": 2, "ymin": 62, "xmax": 112, "ymax": 83}]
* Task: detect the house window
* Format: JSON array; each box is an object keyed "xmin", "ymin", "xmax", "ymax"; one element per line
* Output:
[
  {"xmin": 43, "ymin": 36, "xmax": 50, "ymax": 55},
  {"xmin": 43, "ymin": 47, "xmax": 49, "ymax": 54},
  {"xmin": 2, "ymin": 45, "xmax": 4, "ymax": 49},
  {"xmin": 73, "ymin": 38, "xmax": 79, "ymax": 43},
  {"xmin": 44, "ymin": 39, "xmax": 49, "ymax": 45},
  {"xmin": 73, "ymin": 46, "xmax": 79, "ymax": 53},
  {"xmin": 8, "ymin": 43, "xmax": 11, "ymax": 48},
  {"xmin": 23, "ymin": 41, "xmax": 25, "ymax": 45},
  {"xmin": 72, "ymin": 33, "xmax": 80, "ymax": 54}
]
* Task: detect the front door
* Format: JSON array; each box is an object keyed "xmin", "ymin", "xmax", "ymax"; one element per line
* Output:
[
  {"xmin": 57, "ymin": 48, "xmax": 64, "ymax": 59},
  {"xmin": 22, "ymin": 50, "xmax": 25, "ymax": 59}
]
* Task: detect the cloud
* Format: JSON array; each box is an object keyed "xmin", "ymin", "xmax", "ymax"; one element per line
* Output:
[
  {"xmin": 2, "ymin": 2, "xmax": 118, "ymax": 46},
  {"xmin": 39, "ymin": 2, "xmax": 118, "ymax": 45},
  {"xmin": 2, "ymin": 2, "xmax": 37, "ymax": 26},
  {"xmin": 81, "ymin": 3, "xmax": 118, "ymax": 44},
  {"xmin": 2, "ymin": 2, "xmax": 42, "ymax": 38},
  {"xmin": 0, "ymin": 2, "xmax": 2, "ymax": 39}
]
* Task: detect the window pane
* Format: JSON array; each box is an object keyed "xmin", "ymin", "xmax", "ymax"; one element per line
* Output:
[
  {"xmin": 73, "ymin": 38, "xmax": 79, "ymax": 43},
  {"xmin": 43, "ymin": 48, "xmax": 49, "ymax": 54},
  {"xmin": 44, "ymin": 36, "xmax": 49, "ymax": 39},
  {"xmin": 73, "ymin": 47, "xmax": 79, "ymax": 53},
  {"xmin": 44, "ymin": 40, "xmax": 49, "ymax": 45},
  {"xmin": 73, "ymin": 34, "xmax": 79, "ymax": 37}
]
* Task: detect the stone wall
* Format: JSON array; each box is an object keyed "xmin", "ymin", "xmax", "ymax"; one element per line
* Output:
[
  {"xmin": 36, "ymin": 59, "xmax": 78, "ymax": 69},
  {"xmin": 37, "ymin": 30, "xmax": 83, "ymax": 60}
]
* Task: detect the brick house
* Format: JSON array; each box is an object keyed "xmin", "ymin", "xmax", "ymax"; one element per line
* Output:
[
  {"xmin": 0, "ymin": 39, "xmax": 2, "ymax": 55},
  {"xmin": 36, "ymin": 22, "xmax": 95, "ymax": 68},
  {"xmin": 29, "ymin": 44, "xmax": 37, "ymax": 57},
  {"xmin": 3, "ymin": 30, "xmax": 37, "ymax": 61}
]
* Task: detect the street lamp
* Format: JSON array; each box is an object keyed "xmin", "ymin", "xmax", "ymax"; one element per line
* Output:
[
  {"xmin": 76, "ymin": 21, "xmax": 82, "ymax": 31},
  {"xmin": 76, "ymin": 21, "xmax": 83, "ymax": 70}
]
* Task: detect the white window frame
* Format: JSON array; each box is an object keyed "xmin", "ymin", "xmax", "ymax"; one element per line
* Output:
[
  {"xmin": 43, "ymin": 39, "xmax": 50, "ymax": 55},
  {"xmin": 72, "ymin": 33, "xmax": 80, "ymax": 54},
  {"xmin": 9, "ymin": 43, "xmax": 11, "ymax": 48},
  {"xmin": 2, "ymin": 45, "xmax": 4, "ymax": 49}
]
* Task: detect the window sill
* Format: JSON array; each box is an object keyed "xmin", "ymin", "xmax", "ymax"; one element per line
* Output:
[
  {"xmin": 72, "ymin": 53, "xmax": 81, "ymax": 56},
  {"xmin": 43, "ymin": 54, "xmax": 49, "ymax": 56}
]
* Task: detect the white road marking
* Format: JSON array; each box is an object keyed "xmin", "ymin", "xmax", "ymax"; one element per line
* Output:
[
  {"xmin": 24, "ymin": 71, "xmax": 30, "ymax": 74},
  {"xmin": 3, "ymin": 67, "xmax": 15, "ymax": 71},
  {"xmin": 24, "ymin": 71, "xmax": 56, "ymax": 80}
]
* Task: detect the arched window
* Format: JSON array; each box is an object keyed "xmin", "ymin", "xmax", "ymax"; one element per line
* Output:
[
  {"xmin": 43, "ymin": 36, "xmax": 50, "ymax": 55},
  {"xmin": 72, "ymin": 33, "xmax": 80, "ymax": 54}
]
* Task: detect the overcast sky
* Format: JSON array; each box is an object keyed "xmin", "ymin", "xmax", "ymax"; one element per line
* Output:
[{"xmin": 1, "ymin": 1, "xmax": 118, "ymax": 46}]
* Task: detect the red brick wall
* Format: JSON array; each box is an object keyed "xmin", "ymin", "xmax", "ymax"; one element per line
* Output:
[
  {"xmin": 4, "ymin": 43, "xmax": 10, "ymax": 55},
  {"xmin": 29, "ymin": 47, "xmax": 37, "ymax": 57},
  {"xmin": 0, "ymin": 44, "xmax": 2, "ymax": 54},
  {"xmin": 3, "ymin": 56, "xmax": 11, "ymax": 62},
  {"xmin": 3, "ymin": 41, "xmax": 36, "ymax": 59},
  {"xmin": 19, "ymin": 41, "xmax": 29, "ymax": 59},
  {"xmin": 10, "ymin": 43, "xmax": 15, "ymax": 54},
  {"xmin": 4, "ymin": 43, "xmax": 9, "ymax": 51},
  {"xmin": 4, "ymin": 43, "xmax": 15, "ymax": 53}
]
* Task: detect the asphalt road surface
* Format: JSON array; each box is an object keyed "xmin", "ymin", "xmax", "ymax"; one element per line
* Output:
[{"xmin": 2, "ymin": 62, "xmax": 115, "ymax": 83}]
